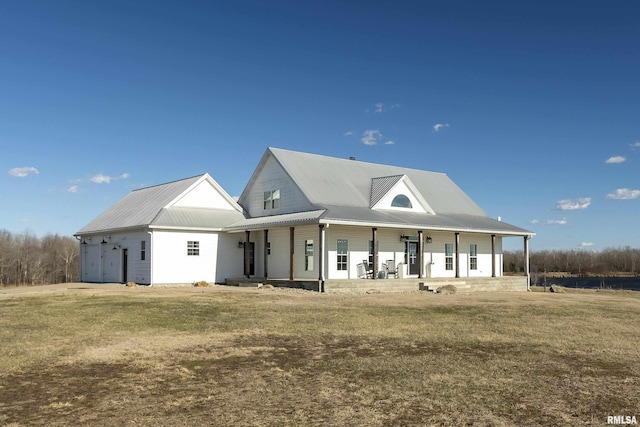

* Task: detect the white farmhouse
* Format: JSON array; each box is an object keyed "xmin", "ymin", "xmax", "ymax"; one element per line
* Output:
[
  {"xmin": 75, "ymin": 173, "xmax": 245, "ymax": 285},
  {"xmin": 76, "ymin": 147, "xmax": 534, "ymax": 291}
]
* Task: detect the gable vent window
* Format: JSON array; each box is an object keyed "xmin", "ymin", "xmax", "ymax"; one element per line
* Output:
[
  {"xmin": 187, "ymin": 241, "xmax": 200, "ymax": 256},
  {"xmin": 263, "ymin": 189, "xmax": 281, "ymax": 210},
  {"xmin": 391, "ymin": 194, "xmax": 412, "ymax": 208}
]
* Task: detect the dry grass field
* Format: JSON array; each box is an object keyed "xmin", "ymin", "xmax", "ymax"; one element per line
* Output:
[{"xmin": 0, "ymin": 284, "xmax": 639, "ymax": 426}]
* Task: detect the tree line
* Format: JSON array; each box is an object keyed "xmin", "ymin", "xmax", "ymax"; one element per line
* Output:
[
  {"xmin": 0, "ymin": 230, "xmax": 79, "ymax": 286},
  {"xmin": 504, "ymin": 246, "xmax": 640, "ymax": 276}
]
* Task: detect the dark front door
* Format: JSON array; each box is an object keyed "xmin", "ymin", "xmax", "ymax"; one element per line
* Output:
[
  {"xmin": 244, "ymin": 242, "xmax": 255, "ymax": 276},
  {"xmin": 122, "ymin": 249, "xmax": 128, "ymax": 283},
  {"xmin": 407, "ymin": 242, "xmax": 419, "ymax": 275}
]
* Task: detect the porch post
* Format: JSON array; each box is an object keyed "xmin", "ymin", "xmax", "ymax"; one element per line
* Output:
[
  {"xmin": 491, "ymin": 234, "xmax": 496, "ymax": 277},
  {"xmin": 455, "ymin": 232, "xmax": 460, "ymax": 278},
  {"xmin": 524, "ymin": 235, "xmax": 530, "ymax": 290},
  {"xmin": 263, "ymin": 229, "xmax": 269, "ymax": 280},
  {"xmin": 418, "ymin": 230, "xmax": 424, "ymax": 279},
  {"xmin": 289, "ymin": 227, "xmax": 295, "ymax": 281},
  {"xmin": 372, "ymin": 227, "xmax": 378, "ymax": 279},
  {"xmin": 318, "ymin": 224, "xmax": 326, "ymax": 292},
  {"xmin": 244, "ymin": 230, "xmax": 250, "ymax": 278}
]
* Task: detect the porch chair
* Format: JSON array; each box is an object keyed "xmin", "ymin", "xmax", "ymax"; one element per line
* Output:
[
  {"xmin": 385, "ymin": 260, "xmax": 398, "ymax": 278},
  {"xmin": 362, "ymin": 260, "xmax": 374, "ymax": 278}
]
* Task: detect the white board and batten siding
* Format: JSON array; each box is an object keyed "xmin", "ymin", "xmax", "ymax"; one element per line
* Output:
[
  {"xmin": 241, "ymin": 154, "xmax": 314, "ymax": 218},
  {"xmin": 152, "ymin": 231, "xmax": 243, "ymax": 285},
  {"xmin": 81, "ymin": 230, "xmax": 151, "ymax": 284}
]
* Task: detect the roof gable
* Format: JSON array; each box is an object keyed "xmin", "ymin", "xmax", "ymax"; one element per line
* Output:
[
  {"xmin": 370, "ymin": 175, "xmax": 435, "ymax": 214},
  {"xmin": 76, "ymin": 173, "xmax": 241, "ymax": 234}
]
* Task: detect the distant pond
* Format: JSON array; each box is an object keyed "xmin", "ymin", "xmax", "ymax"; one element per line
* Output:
[{"xmin": 532, "ymin": 276, "xmax": 640, "ymax": 292}]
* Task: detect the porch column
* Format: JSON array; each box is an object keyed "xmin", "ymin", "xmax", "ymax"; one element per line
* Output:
[
  {"xmin": 263, "ymin": 229, "xmax": 269, "ymax": 280},
  {"xmin": 455, "ymin": 232, "xmax": 460, "ymax": 278},
  {"xmin": 244, "ymin": 230, "xmax": 250, "ymax": 278},
  {"xmin": 491, "ymin": 234, "xmax": 496, "ymax": 277},
  {"xmin": 318, "ymin": 224, "xmax": 326, "ymax": 292},
  {"xmin": 289, "ymin": 227, "xmax": 295, "ymax": 280},
  {"xmin": 372, "ymin": 227, "xmax": 378, "ymax": 280},
  {"xmin": 418, "ymin": 230, "xmax": 424, "ymax": 279},
  {"xmin": 524, "ymin": 235, "xmax": 530, "ymax": 291}
]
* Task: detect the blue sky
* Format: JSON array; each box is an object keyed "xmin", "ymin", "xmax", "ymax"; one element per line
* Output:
[{"xmin": 1, "ymin": 0, "xmax": 638, "ymax": 251}]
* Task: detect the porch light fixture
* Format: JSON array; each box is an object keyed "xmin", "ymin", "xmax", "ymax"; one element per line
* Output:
[
  {"xmin": 425, "ymin": 236, "xmax": 432, "ymax": 244},
  {"xmin": 101, "ymin": 237, "xmax": 107, "ymax": 244},
  {"xmin": 238, "ymin": 241, "xmax": 244, "ymax": 248},
  {"xmin": 112, "ymin": 244, "xmax": 120, "ymax": 250},
  {"xmin": 81, "ymin": 238, "xmax": 87, "ymax": 245}
]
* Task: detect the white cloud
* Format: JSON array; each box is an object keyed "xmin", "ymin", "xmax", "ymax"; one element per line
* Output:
[
  {"xmin": 545, "ymin": 218, "xmax": 568, "ymax": 225},
  {"xmin": 605, "ymin": 156, "xmax": 626, "ymax": 164},
  {"xmin": 433, "ymin": 123, "xmax": 449, "ymax": 132},
  {"xmin": 68, "ymin": 185, "xmax": 78, "ymax": 193},
  {"xmin": 91, "ymin": 174, "xmax": 113, "ymax": 184},
  {"xmin": 384, "ymin": 140, "xmax": 395, "ymax": 145},
  {"xmin": 530, "ymin": 218, "xmax": 567, "ymax": 225},
  {"xmin": 9, "ymin": 166, "xmax": 39, "ymax": 177},
  {"xmin": 580, "ymin": 242, "xmax": 595, "ymax": 247},
  {"xmin": 361, "ymin": 129, "xmax": 382, "ymax": 146},
  {"xmin": 556, "ymin": 197, "xmax": 591, "ymax": 210},
  {"xmin": 606, "ymin": 188, "xmax": 640, "ymax": 200},
  {"xmin": 344, "ymin": 130, "xmax": 354, "ymax": 137},
  {"xmin": 630, "ymin": 141, "xmax": 640, "ymax": 150},
  {"xmin": 90, "ymin": 172, "xmax": 130, "ymax": 184},
  {"xmin": 375, "ymin": 103, "xmax": 384, "ymax": 113}
]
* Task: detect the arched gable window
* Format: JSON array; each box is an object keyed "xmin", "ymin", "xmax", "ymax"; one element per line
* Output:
[{"xmin": 391, "ymin": 194, "xmax": 412, "ymax": 208}]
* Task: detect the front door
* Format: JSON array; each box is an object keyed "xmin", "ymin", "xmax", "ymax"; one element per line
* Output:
[
  {"xmin": 244, "ymin": 242, "xmax": 255, "ymax": 276},
  {"xmin": 122, "ymin": 249, "xmax": 128, "ymax": 283},
  {"xmin": 408, "ymin": 242, "xmax": 419, "ymax": 275}
]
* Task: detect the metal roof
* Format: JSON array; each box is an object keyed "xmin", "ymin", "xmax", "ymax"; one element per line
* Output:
[
  {"xmin": 370, "ymin": 175, "xmax": 403, "ymax": 208},
  {"xmin": 151, "ymin": 207, "xmax": 245, "ymax": 230},
  {"xmin": 76, "ymin": 174, "xmax": 242, "ymax": 235},
  {"xmin": 320, "ymin": 205, "xmax": 531, "ymax": 236},
  {"xmin": 268, "ymin": 147, "xmax": 488, "ymax": 216},
  {"xmin": 235, "ymin": 148, "xmax": 533, "ymax": 236},
  {"xmin": 225, "ymin": 210, "xmax": 326, "ymax": 231}
]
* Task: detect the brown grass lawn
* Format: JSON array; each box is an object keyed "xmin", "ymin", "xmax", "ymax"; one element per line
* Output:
[{"xmin": 0, "ymin": 285, "xmax": 639, "ymax": 426}]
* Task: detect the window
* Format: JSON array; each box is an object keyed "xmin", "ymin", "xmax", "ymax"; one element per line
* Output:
[
  {"xmin": 263, "ymin": 189, "xmax": 281, "ymax": 210},
  {"xmin": 470, "ymin": 244, "xmax": 478, "ymax": 270},
  {"xmin": 305, "ymin": 240, "xmax": 314, "ymax": 271},
  {"xmin": 445, "ymin": 243, "xmax": 453, "ymax": 271},
  {"xmin": 188, "ymin": 241, "xmax": 200, "ymax": 256},
  {"xmin": 141, "ymin": 240, "xmax": 146, "ymax": 261},
  {"xmin": 337, "ymin": 239, "xmax": 348, "ymax": 271},
  {"xmin": 391, "ymin": 194, "xmax": 412, "ymax": 208}
]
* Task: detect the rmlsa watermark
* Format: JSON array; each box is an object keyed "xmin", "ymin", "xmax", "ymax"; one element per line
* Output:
[{"xmin": 608, "ymin": 415, "xmax": 637, "ymax": 425}]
